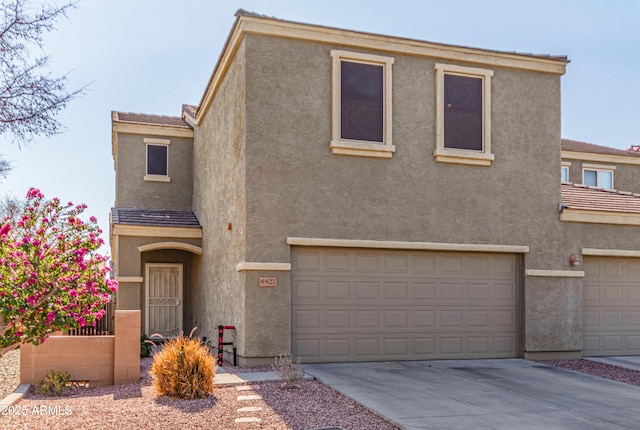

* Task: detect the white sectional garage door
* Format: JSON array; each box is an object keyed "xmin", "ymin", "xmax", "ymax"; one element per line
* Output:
[
  {"xmin": 583, "ymin": 257, "xmax": 640, "ymax": 356},
  {"xmin": 291, "ymin": 247, "xmax": 520, "ymax": 362}
]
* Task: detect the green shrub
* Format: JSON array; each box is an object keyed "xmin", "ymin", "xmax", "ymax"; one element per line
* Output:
[
  {"xmin": 37, "ymin": 370, "xmax": 70, "ymax": 396},
  {"xmin": 150, "ymin": 330, "xmax": 216, "ymax": 399},
  {"xmin": 140, "ymin": 334, "xmax": 153, "ymax": 358}
]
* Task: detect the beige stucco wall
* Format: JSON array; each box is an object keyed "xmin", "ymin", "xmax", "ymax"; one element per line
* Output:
[
  {"xmin": 114, "ymin": 133, "xmax": 193, "ymax": 210},
  {"xmin": 21, "ymin": 336, "xmax": 115, "ymax": 386},
  {"xmin": 20, "ymin": 311, "xmax": 140, "ymax": 387},
  {"xmin": 191, "ymin": 32, "xmax": 640, "ymax": 362},
  {"xmin": 236, "ymin": 34, "xmax": 573, "ymax": 358},
  {"xmin": 115, "ymin": 235, "xmax": 202, "ymax": 277},
  {"xmin": 242, "ymin": 34, "xmax": 565, "ymax": 267},
  {"xmin": 524, "ymin": 277, "xmax": 583, "ymax": 353},
  {"xmin": 192, "ymin": 40, "xmax": 248, "ymax": 352}
]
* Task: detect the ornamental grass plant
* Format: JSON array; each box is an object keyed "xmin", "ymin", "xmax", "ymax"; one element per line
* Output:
[{"xmin": 149, "ymin": 330, "xmax": 216, "ymax": 399}]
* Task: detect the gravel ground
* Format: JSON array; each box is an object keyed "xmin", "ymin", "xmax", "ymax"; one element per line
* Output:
[
  {"xmin": 5, "ymin": 355, "xmax": 640, "ymax": 429},
  {"xmin": 537, "ymin": 359, "xmax": 640, "ymax": 386},
  {"xmin": 0, "ymin": 349, "xmax": 20, "ymax": 400},
  {"xmin": 0, "ymin": 355, "xmax": 399, "ymax": 430}
]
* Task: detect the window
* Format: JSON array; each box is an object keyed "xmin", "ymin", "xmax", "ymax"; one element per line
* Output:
[
  {"xmin": 435, "ymin": 63, "xmax": 494, "ymax": 166},
  {"xmin": 583, "ymin": 166, "xmax": 614, "ymax": 190},
  {"xmin": 330, "ymin": 50, "xmax": 395, "ymax": 158},
  {"xmin": 144, "ymin": 138, "xmax": 171, "ymax": 182},
  {"xmin": 561, "ymin": 162, "xmax": 571, "ymax": 182}
]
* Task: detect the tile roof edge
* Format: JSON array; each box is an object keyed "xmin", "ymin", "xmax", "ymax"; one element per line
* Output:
[
  {"xmin": 561, "ymin": 138, "xmax": 640, "ymax": 158},
  {"xmin": 113, "ymin": 111, "xmax": 192, "ymax": 129},
  {"xmin": 562, "ymin": 182, "xmax": 640, "ymax": 199}
]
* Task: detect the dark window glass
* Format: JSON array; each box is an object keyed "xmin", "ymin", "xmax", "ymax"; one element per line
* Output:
[
  {"xmin": 341, "ymin": 61, "xmax": 384, "ymax": 142},
  {"xmin": 147, "ymin": 145, "xmax": 168, "ymax": 175},
  {"xmin": 444, "ymin": 74, "xmax": 483, "ymax": 151}
]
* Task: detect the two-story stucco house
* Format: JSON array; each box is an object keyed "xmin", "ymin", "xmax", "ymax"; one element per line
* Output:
[{"xmin": 110, "ymin": 10, "xmax": 640, "ymax": 366}]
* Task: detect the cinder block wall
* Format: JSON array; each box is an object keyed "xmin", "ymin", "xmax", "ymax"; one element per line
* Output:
[
  {"xmin": 113, "ymin": 310, "xmax": 140, "ymax": 385},
  {"xmin": 20, "ymin": 310, "xmax": 140, "ymax": 387}
]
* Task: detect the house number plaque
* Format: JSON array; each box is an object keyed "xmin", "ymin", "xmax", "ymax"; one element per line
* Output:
[{"xmin": 259, "ymin": 277, "xmax": 278, "ymax": 287}]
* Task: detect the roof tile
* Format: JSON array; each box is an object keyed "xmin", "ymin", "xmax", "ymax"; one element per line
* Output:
[
  {"xmin": 561, "ymin": 183, "xmax": 640, "ymax": 214},
  {"xmin": 111, "ymin": 208, "xmax": 201, "ymax": 228}
]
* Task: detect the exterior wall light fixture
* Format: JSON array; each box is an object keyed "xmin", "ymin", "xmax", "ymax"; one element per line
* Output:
[{"xmin": 569, "ymin": 253, "xmax": 581, "ymax": 266}]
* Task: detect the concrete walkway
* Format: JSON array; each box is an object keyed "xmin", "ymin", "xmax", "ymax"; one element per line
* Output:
[
  {"xmin": 214, "ymin": 369, "xmax": 284, "ymax": 387},
  {"xmin": 306, "ymin": 359, "xmax": 640, "ymax": 430}
]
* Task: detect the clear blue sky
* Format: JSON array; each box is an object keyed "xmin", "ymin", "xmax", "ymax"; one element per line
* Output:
[{"xmin": 1, "ymin": 0, "xmax": 639, "ymax": 255}]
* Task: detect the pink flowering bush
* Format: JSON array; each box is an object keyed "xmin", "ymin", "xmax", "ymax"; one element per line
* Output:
[{"xmin": 0, "ymin": 188, "xmax": 117, "ymax": 357}]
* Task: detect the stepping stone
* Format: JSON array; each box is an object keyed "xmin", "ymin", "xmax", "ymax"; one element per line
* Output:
[
  {"xmin": 235, "ymin": 417, "xmax": 261, "ymax": 423},
  {"xmin": 238, "ymin": 406, "xmax": 263, "ymax": 412},
  {"xmin": 237, "ymin": 394, "xmax": 262, "ymax": 401},
  {"xmin": 236, "ymin": 385, "xmax": 260, "ymax": 391}
]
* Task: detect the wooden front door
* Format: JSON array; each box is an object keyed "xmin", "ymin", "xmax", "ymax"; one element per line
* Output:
[{"xmin": 145, "ymin": 263, "xmax": 183, "ymax": 337}]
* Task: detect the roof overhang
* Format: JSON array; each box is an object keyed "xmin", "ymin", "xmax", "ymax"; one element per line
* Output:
[
  {"xmin": 196, "ymin": 12, "xmax": 568, "ymax": 125},
  {"xmin": 561, "ymin": 150, "xmax": 640, "ymax": 166}
]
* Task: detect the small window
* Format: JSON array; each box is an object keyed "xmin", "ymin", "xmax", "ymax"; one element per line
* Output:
[
  {"xmin": 561, "ymin": 166, "xmax": 569, "ymax": 182},
  {"xmin": 144, "ymin": 138, "xmax": 171, "ymax": 182},
  {"xmin": 330, "ymin": 50, "xmax": 395, "ymax": 158},
  {"xmin": 583, "ymin": 168, "xmax": 613, "ymax": 189},
  {"xmin": 582, "ymin": 164, "xmax": 614, "ymax": 190},
  {"xmin": 435, "ymin": 63, "xmax": 494, "ymax": 166}
]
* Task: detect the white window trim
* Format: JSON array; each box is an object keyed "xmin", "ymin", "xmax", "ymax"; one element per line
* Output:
[
  {"xmin": 582, "ymin": 165, "xmax": 614, "ymax": 189},
  {"xmin": 144, "ymin": 138, "xmax": 171, "ymax": 182},
  {"xmin": 330, "ymin": 50, "xmax": 395, "ymax": 159},
  {"xmin": 434, "ymin": 63, "xmax": 494, "ymax": 166}
]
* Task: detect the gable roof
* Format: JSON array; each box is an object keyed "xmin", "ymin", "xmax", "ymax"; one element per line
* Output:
[
  {"xmin": 561, "ymin": 139, "xmax": 640, "ymax": 158},
  {"xmin": 561, "ymin": 183, "xmax": 640, "ymax": 214},
  {"xmin": 111, "ymin": 208, "xmax": 201, "ymax": 228}
]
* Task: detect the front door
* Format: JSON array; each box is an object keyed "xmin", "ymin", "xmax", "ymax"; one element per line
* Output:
[{"xmin": 145, "ymin": 263, "xmax": 183, "ymax": 337}]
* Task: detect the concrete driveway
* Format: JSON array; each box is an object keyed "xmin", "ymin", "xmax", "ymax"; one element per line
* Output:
[{"xmin": 305, "ymin": 359, "xmax": 640, "ymax": 429}]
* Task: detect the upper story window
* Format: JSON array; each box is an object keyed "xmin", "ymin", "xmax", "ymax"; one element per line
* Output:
[
  {"xmin": 144, "ymin": 138, "xmax": 171, "ymax": 182},
  {"xmin": 330, "ymin": 50, "xmax": 395, "ymax": 159},
  {"xmin": 561, "ymin": 161, "xmax": 571, "ymax": 182},
  {"xmin": 434, "ymin": 63, "xmax": 494, "ymax": 166},
  {"xmin": 583, "ymin": 164, "xmax": 614, "ymax": 189}
]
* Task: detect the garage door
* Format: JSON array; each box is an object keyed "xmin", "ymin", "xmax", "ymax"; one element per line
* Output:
[
  {"xmin": 583, "ymin": 257, "xmax": 640, "ymax": 356},
  {"xmin": 291, "ymin": 247, "xmax": 520, "ymax": 362}
]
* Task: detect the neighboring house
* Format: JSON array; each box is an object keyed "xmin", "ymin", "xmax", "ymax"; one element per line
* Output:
[{"xmin": 110, "ymin": 10, "xmax": 640, "ymax": 366}]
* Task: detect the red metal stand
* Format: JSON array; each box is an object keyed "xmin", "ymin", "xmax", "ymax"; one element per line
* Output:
[{"xmin": 217, "ymin": 325, "xmax": 236, "ymax": 366}]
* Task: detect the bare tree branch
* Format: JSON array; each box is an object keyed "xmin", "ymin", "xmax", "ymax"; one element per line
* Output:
[{"xmin": 0, "ymin": 0, "xmax": 83, "ymax": 178}]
